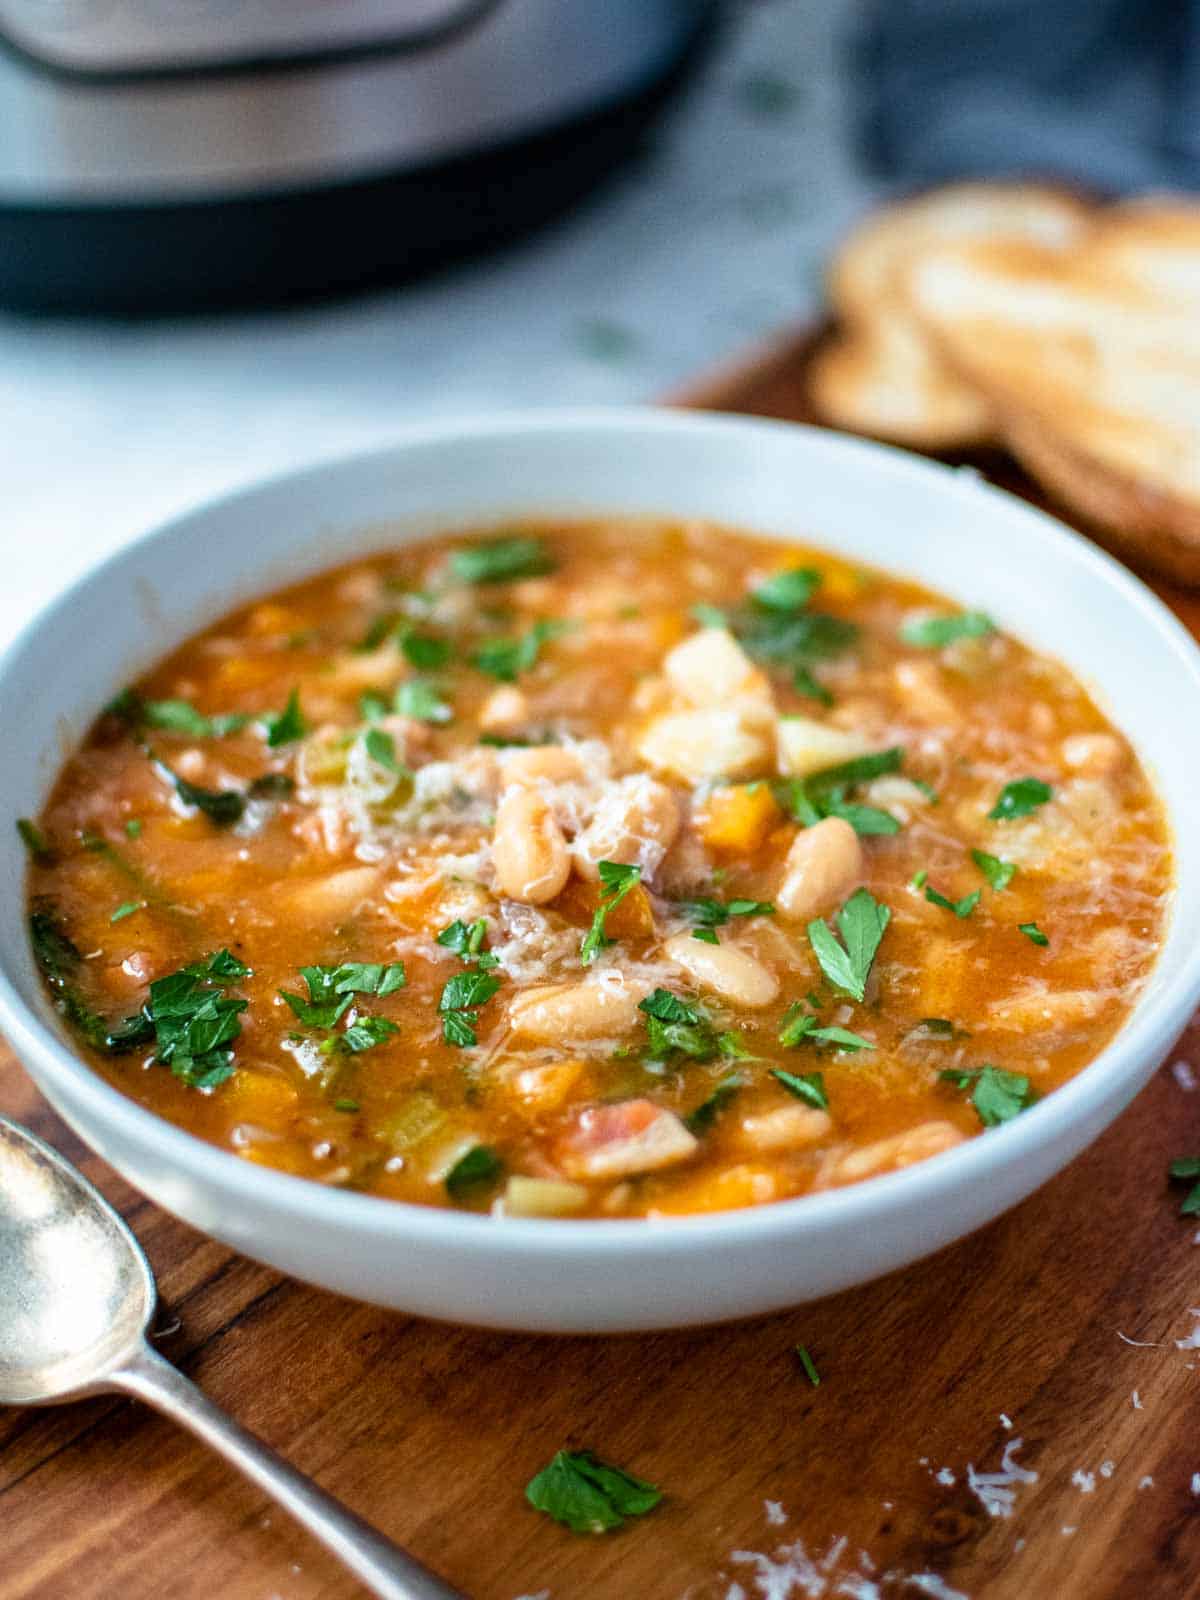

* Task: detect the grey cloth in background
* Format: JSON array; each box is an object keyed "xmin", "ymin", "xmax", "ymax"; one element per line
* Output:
[{"xmin": 854, "ymin": 0, "xmax": 1200, "ymax": 193}]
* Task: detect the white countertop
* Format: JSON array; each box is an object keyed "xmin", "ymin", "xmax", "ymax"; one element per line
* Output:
[{"xmin": 0, "ymin": 0, "xmax": 870, "ymax": 652}]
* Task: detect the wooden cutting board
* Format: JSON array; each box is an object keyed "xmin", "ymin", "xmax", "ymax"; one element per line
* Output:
[{"xmin": 6, "ymin": 332, "xmax": 1200, "ymax": 1600}]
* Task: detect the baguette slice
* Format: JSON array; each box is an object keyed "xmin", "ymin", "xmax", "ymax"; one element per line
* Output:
[
  {"xmin": 811, "ymin": 184, "xmax": 1091, "ymax": 450},
  {"xmin": 909, "ymin": 237, "xmax": 1200, "ymax": 582}
]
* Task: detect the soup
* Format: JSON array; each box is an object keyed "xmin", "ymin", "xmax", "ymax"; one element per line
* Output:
[{"xmin": 19, "ymin": 519, "xmax": 1171, "ymax": 1218}]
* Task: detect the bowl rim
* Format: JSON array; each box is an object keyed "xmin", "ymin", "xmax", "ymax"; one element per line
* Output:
[{"xmin": 2, "ymin": 404, "xmax": 1199, "ymax": 1255}]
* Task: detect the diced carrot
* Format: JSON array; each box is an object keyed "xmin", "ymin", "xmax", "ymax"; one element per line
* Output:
[
  {"xmin": 223, "ymin": 1072, "xmax": 299, "ymax": 1126},
  {"xmin": 698, "ymin": 783, "xmax": 781, "ymax": 853},
  {"xmin": 559, "ymin": 877, "xmax": 656, "ymax": 940},
  {"xmin": 648, "ymin": 1162, "xmax": 778, "ymax": 1215},
  {"xmin": 508, "ymin": 1059, "xmax": 588, "ymax": 1114}
]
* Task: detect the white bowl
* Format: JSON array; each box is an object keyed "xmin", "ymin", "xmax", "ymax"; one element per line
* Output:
[{"xmin": 2, "ymin": 409, "xmax": 1199, "ymax": 1334}]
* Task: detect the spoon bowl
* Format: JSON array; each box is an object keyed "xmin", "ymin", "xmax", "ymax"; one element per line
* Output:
[
  {"xmin": 0, "ymin": 1116, "xmax": 460, "ymax": 1600},
  {"xmin": 0, "ymin": 1119, "xmax": 154, "ymax": 1404}
]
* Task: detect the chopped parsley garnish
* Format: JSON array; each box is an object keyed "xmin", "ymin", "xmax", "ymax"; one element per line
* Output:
[
  {"xmin": 355, "ymin": 612, "xmax": 399, "ymax": 652},
  {"xmin": 638, "ymin": 987, "xmax": 730, "ymax": 1064},
  {"xmin": 472, "ymin": 619, "xmax": 568, "ymax": 683},
  {"xmin": 169, "ymin": 769, "xmax": 246, "ymax": 827},
  {"xmin": 1169, "ymin": 1157, "xmax": 1200, "ymax": 1215},
  {"xmin": 17, "ymin": 818, "xmax": 53, "ymax": 863},
  {"xmin": 680, "ymin": 897, "xmax": 775, "ymax": 927},
  {"xmin": 364, "ymin": 727, "xmax": 404, "ymax": 773},
  {"xmin": 692, "ymin": 927, "xmax": 720, "ymax": 945},
  {"xmin": 752, "ymin": 567, "xmax": 821, "ymax": 612},
  {"xmin": 971, "ymin": 849, "xmax": 1016, "ymax": 891},
  {"xmin": 451, "ymin": 536, "xmax": 555, "ymax": 585},
  {"xmin": 778, "ymin": 1004, "xmax": 874, "ymax": 1052},
  {"xmin": 807, "ymin": 747, "xmax": 905, "ymax": 790},
  {"xmin": 685, "ymin": 1073, "xmax": 744, "ymax": 1134},
  {"xmin": 436, "ymin": 918, "xmax": 494, "ymax": 963},
  {"xmin": 690, "ymin": 602, "xmax": 728, "ymax": 628},
  {"xmin": 359, "ymin": 690, "xmax": 388, "ymax": 722},
  {"xmin": 143, "ymin": 950, "xmax": 252, "ymax": 1089},
  {"xmin": 337, "ymin": 1016, "xmax": 399, "ymax": 1053},
  {"xmin": 923, "ymin": 884, "xmax": 981, "ymax": 919},
  {"xmin": 581, "ymin": 860, "xmax": 643, "ymax": 965},
  {"xmin": 110, "ymin": 900, "xmax": 143, "ymax": 923},
  {"xmin": 106, "ymin": 690, "xmax": 249, "ymax": 739},
  {"xmin": 806, "ymin": 888, "xmax": 890, "ymax": 1003},
  {"xmin": 394, "ymin": 680, "xmax": 453, "ymax": 724},
  {"xmin": 124, "ymin": 819, "xmax": 143, "ymax": 838},
  {"xmin": 940, "ymin": 1064, "xmax": 1035, "ymax": 1126},
  {"xmin": 399, "ymin": 630, "xmax": 452, "ymax": 670},
  {"xmin": 333, "ymin": 1098, "xmax": 360, "ymax": 1113},
  {"xmin": 901, "ymin": 611, "xmax": 995, "ymax": 649},
  {"xmin": 795, "ymin": 1344, "xmax": 821, "ymax": 1386},
  {"xmin": 439, "ymin": 968, "xmax": 502, "ymax": 1048},
  {"xmin": 445, "ymin": 1143, "xmax": 504, "ymax": 1201},
  {"xmin": 777, "ymin": 746, "xmax": 906, "ymax": 838},
  {"xmin": 525, "ymin": 1450, "xmax": 662, "ymax": 1535},
  {"xmin": 771, "ymin": 1068, "xmax": 829, "ymax": 1109},
  {"xmin": 792, "ymin": 665, "xmax": 833, "ymax": 706},
  {"xmin": 264, "ymin": 689, "xmax": 307, "ymax": 748},
  {"xmin": 279, "ymin": 962, "xmax": 406, "ymax": 1029},
  {"xmin": 988, "ymin": 777, "xmax": 1052, "ymax": 821},
  {"xmin": 1019, "ymin": 922, "xmax": 1050, "ymax": 946},
  {"xmin": 28, "ymin": 907, "xmax": 111, "ymax": 1051}
]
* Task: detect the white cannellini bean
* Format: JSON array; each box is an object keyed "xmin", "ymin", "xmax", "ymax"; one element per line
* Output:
[
  {"xmin": 663, "ymin": 627, "xmax": 763, "ymax": 706},
  {"xmin": 479, "ymin": 685, "xmax": 529, "ymax": 734},
  {"xmin": 278, "ymin": 865, "xmax": 380, "ymax": 919},
  {"xmin": 663, "ymin": 931, "xmax": 779, "ymax": 1008},
  {"xmin": 499, "ymin": 746, "xmax": 585, "ymax": 788},
  {"xmin": 1061, "ymin": 732, "xmax": 1124, "ymax": 777},
  {"xmin": 826, "ymin": 1121, "xmax": 965, "ymax": 1183},
  {"xmin": 637, "ymin": 706, "xmax": 775, "ymax": 784},
  {"xmin": 507, "ymin": 978, "xmax": 647, "ymax": 1042},
  {"xmin": 573, "ymin": 774, "xmax": 681, "ymax": 883},
  {"xmin": 735, "ymin": 1105, "xmax": 832, "ymax": 1152},
  {"xmin": 491, "ymin": 785, "xmax": 571, "ymax": 904},
  {"xmin": 776, "ymin": 715, "xmax": 873, "ymax": 778},
  {"xmin": 775, "ymin": 817, "xmax": 863, "ymax": 921}
]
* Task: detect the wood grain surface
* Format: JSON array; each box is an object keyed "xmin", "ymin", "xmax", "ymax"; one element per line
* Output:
[{"xmin": 6, "ymin": 335, "xmax": 1200, "ymax": 1600}]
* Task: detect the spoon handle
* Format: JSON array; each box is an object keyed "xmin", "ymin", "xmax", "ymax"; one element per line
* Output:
[{"xmin": 111, "ymin": 1342, "xmax": 464, "ymax": 1600}]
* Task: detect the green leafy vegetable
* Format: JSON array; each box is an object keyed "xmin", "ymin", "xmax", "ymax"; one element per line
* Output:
[
  {"xmin": 105, "ymin": 690, "xmax": 249, "ymax": 739},
  {"xmin": 776, "ymin": 747, "xmax": 906, "ymax": 839},
  {"xmin": 525, "ymin": 1450, "xmax": 662, "ymax": 1535},
  {"xmin": 923, "ymin": 884, "xmax": 981, "ymax": 919},
  {"xmin": 795, "ymin": 1344, "xmax": 821, "ymax": 1386},
  {"xmin": 692, "ymin": 928, "xmax": 720, "ymax": 945},
  {"xmin": 680, "ymin": 897, "xmax": 775, "ymax": 927},
  {"xmin": 1169, "ymin": 1156, "xmax": 1200, "ymax": 1215},
  {"xmin": 472, "ymin": 619, "xmax": 568, "ymax": 683},
  {"xmin": 771, "ymin": 1068, "xmax": 829, "ymax": 1109},
  {"xmin": 685, "ymin": 1073, "xmax": 744, "ymax": 1134},
  {"xmin": 792, "ymin": 665, "xmax": 833, "ymax": 706},
  {"xmin": 265, "ymin": 689, "xmax": 307, "ymax": 749},
  {"xmin": 279, "ymin": 962, "xmax": 406, "ymax": 1029},
  {"xmin": 28, "ymin": 907, "xmax": 111, "ymax": 1050},
  {"xmin": 399, "ymin": 630, "xmax": 452, "ymax": 670},
  {"xmin": 581, "ymin": 860, "xmax": 643, "ymax": 965},
  {"xmin": 971, "ymin": 849, "xmax": 1016, "ymax": 891},
  {"xmin": 901, "ymin": 611, "xmax": 995, "ymax": 648},
  {"xmin": 778, "ymin": 1004, "xmax": 874, "ymax": 1052},
  {"xmin": 445, "ymin": 1143, "xmax": 504, "ymax": 1201},
  {"xmin": 806, "ymin": 747, "xmax": 905, "ymax": 791},
  {"xmin": 143, "ymin": 951, "xmax": 252, "ymax": 1089},
  {"xmin": 806, "ymin": 888, "xmax": 890, "ymax": 1003},
  {"xmin": 170, "ymin": 771, "xmax": 246, "ymax": 828},
  {"xmin": 110, "ymin": 901, "xmax": 143, "ymax": 924},
  {"xmin": 439, "ymin": 968, "xmax": 503, "ymax": 1048},
  {"xmin": 940, "ymin": 1064, "xmax": 1035, "ymax": 1126},
  {"xmin": 337, "ymin": 1016, "xmax": 399, "ymax": 1053},
  {"xmin": 355, "ymin": 612, "xmax": 399, "ymax": 652},
  {"xmin": 988, "ymin": 777, "xmax": 1052, "ymax": 821},
  {"xmin": 751, "ymin": 567, "xmax": 821, "ymax": 612},
  {"xmin": 1019, "ymin": 922, "xmax": 1049, "ymax": 946},
  {"xmin": 364, "ymin": 727, "xmax": 404, "ymax": 773},
  {"xmin": 17, "ymin": 818, "xmax": 53, "ymax": 863},
  {"xmin": 124, "ymin": 819, "xmax": 143, "ymax": 838},
  {"xmin": 637, "ymin": 988, "xmax": 726, "ymax": 1063},
  {"xmin": 394, "ymin": 680, "xmax": 453, "ymax": 724},
  {"xmin": 451, "ymin": 536, "xmax": 555, "ymax": 585}
]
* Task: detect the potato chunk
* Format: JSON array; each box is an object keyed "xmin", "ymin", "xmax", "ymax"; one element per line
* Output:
[
  {"xmin": 555, "ymin": 1099, "xmax": 698, "ymax": 1180},
  {"xmin": 777, "ymin": 716, "xmax": 873, "ymax": 778}
]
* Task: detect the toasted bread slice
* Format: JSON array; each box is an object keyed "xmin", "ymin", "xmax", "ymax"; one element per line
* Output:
[
  {"xmin": 812, "ymin": 184, "xmax": 1091, "ymax": 450},
  {"xmin": 909, "ymin": 237, "xmax": 1200, "ymax": 582}
]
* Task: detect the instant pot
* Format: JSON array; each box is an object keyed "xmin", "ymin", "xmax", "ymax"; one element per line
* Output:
[{"xmin": 0, "ymin": 0, "xmax": 714, "ymax": 314}]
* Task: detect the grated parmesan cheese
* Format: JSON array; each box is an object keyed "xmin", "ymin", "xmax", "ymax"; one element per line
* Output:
[
  {"xmin": 965, "ymin": 1437, "xmax": 1038, "ymax": 1519},
  {"xmin": 1172, "ymin": 1060, "xmax": 1197, "ymax": 1091},
  {"xmin": 1071, "ymin": 1471, "xmax": 1095, "ymax": 1494},
  {"xmin": 1175, "ymin": 1310, "xmax": 1200, "ymax": 1351},
  {"xmin": 765, "ymin": 1501, "xmax": 788, "ymax": 1526}
]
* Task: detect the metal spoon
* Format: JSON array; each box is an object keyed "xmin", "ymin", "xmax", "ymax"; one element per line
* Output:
[{"xmin": 0, "ymin": 1116, "xmax": 462, "ymax": 1600}]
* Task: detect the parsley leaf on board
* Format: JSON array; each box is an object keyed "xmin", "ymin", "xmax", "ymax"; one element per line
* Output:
[
  {"xmin": 684, "ymin": 1073, "xmax": 744, "ymax": 1134},
  {"xmin": 1169, "ymin": 1157, "xmax": 1200, "ymax": 1215},
  {"xmin": 580, "ymin": 860, "xmax": 643, "ymax": 965},
  {"xmin": 940, "ymin": 1064, "xmax": 1035, "ymax": 1126},
  {"xmin": 988, "ymin": 777, "xmax": 1052, "ymax": 821},
  {"xmin": 901, "ymin": 611, "xmax": 995, "ymax": 649},
  {"xmin": 971, "ymin": 849, "xmax": 1016, "ymax": 891},
  {"xmin": 795, "ymin": 1344, "xmax": 821, "ymax": 1386},
  {"xmin": 525, "ymin": 1450, "xmax": 662, "ymax": 1535},
  {"xmin": 445, "ymin": 1143, "xmax": 504, "ymax": 1201},
  {"xmin": 451, "ymin": 536, "xmax": 555, "ymax": 585},
  {"xmin": 924, "ymin": 884, "xmax": 981, "ymax": 919},
  {"xmin": 771, "ymin": 1068, "xmax": 829, "ymax": 1109},
  {"xmin": 806, "ymin": 888, "xmax": 890, "ymax": 1003}
]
